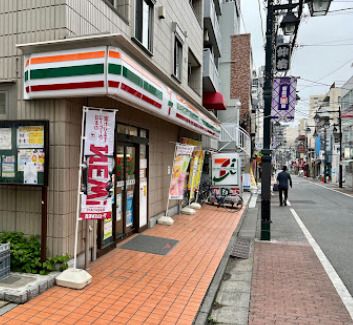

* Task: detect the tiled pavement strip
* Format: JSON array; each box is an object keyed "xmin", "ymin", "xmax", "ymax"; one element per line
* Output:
[
  {"xmin": 250, "ymin": 241, "xmax": 353, "ymax": 325},
  {"xmin": 249, "ymin": 182, "xmax": 353, "ymax": 325},
  {"xmin": 0, "ymin": 205, "xmax": 243, "ymax": 325}
]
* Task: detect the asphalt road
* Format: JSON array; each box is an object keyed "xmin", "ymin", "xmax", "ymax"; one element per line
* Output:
[{"xmin": 287, "ymin": 176, "xmax": 353, "ymax": 296}]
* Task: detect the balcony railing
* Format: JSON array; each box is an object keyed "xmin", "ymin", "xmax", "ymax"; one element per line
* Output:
[
  {"xmin": 219, "ymin": 123, "xmax": 251, "ymax": 156},
  {"xmin": 203, "ymin": 48, "xmax": 219, "ymax": 92},
  {"xmin": 204, "ymin": 0, "xmax": 222, "ymax": 57}
]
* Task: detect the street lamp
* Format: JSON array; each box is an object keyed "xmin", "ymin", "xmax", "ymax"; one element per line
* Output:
[
  {"xmin": 307, "ymin": 0, "xmax": 332, "ymax": 16},
  {"xmin": 314, "ymin": 112, "xmax": 321, "ymax": 124},
  {"xmin": 261, "ymin": 0, "xmax": 332, "ymax": 241},
  {"xmin": 280, "ymin": 10, "xmax": 300, "ymax": 35}
]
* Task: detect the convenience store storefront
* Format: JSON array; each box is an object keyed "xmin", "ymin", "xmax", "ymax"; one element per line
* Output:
[{"xmin": 19, "ymin": 35, "xmax": 220, "ymax": 259}]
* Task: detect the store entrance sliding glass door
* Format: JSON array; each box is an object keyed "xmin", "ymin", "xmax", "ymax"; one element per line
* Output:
[{"xmin": 115, "ymin": 143, "xmax": 138, "ymax": 238}]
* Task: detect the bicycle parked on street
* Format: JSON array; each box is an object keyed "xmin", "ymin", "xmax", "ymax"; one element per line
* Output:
[{"xmin": 197, "ymin": 182, "xmax": 243, "ymax": 212}]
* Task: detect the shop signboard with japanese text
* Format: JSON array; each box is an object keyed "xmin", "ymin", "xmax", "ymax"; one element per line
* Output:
[
  {"xmin": 0, "ymin": 121, "xmax": 48, "ymax": 186},
  {"xmin": 80, "ymin": 109, "xmax": 116, "ymax": 220},
  {"xmin": 275, "ymin": 44, "xmax": 291, "ymax": 72}
]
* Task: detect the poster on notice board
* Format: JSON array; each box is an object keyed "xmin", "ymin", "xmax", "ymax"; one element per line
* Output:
[
  {"xmin": 0, "ymin": 129, "xmax": 12, "ymax": 150},
  {"xmin": 0, "ymin": 121, "xmax": 48, "ymax": 186},
  {"xmin": 17, "ymin": 126, "xmax": 44, "ymax": 148}
]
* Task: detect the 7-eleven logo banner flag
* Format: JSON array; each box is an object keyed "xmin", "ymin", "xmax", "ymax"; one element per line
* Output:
[{"xmin": 212, "ymin": 153, "xmax": 240, "ymax": 186}]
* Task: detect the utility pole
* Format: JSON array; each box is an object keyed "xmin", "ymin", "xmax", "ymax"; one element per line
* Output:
[
  {"xmin": 315, "ymin": 107, "xmax": 342, "ymax": 186},
  {"xmin": 324, "ymin": 127, "xmax": 327, "ymax": 183},
  {"xmin": 261, "ymin": 0, "xmax": 274, "ymax": 241},
  {"xmin": 338, "ymin": 106, "xmax": 343, "ymax": 188},
  {"xmin": 261, "ymin": 0, "xmax": 329, "ymax": 239}
]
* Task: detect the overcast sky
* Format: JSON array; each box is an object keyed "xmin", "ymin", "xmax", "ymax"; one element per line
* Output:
[{"xmin": 241, "ymin": 0, "xmax": 353, "ymax": 122}]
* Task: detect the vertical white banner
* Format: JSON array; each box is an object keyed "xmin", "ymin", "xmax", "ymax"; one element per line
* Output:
[
  {"xmin": 80, "ymin": 109, "xmax": 116, "ymax": 220},
  {"xmin": 168, "ymin": 143, "xmax": 194, "ymax": 200}
]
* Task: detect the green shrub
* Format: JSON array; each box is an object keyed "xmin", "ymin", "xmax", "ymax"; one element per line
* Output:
[{"xmin": 0, "ymin": 232, "xmax": 69, "ymax": 275}]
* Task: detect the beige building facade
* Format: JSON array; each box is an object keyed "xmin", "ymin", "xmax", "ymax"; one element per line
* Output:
[{"xmin": 0, "ymin": 0, "xmax": 221, "ymax": 263}]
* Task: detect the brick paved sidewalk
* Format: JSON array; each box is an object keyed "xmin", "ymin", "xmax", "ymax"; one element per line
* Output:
[
  {"xmin": 0, "ymin": 205, "xmax": 244, "ymax": 325},
  {"xmin": 249, "ymin": 241, "xmax": 353, "ymax": 325}
]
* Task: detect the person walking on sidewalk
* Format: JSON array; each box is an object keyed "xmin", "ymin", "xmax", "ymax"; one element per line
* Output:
[{"xmin": 276, "ymin": 165, "xmax": 292, "ymax": 206}]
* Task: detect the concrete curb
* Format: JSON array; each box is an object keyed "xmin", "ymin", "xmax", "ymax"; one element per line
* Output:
[
  {"xmin": 0, "ymin": 272, "xmax": 59, "ymax": 304},
  {"xmin": 194, "ymin": 193, "xmax": 252, "ymax": 325}
]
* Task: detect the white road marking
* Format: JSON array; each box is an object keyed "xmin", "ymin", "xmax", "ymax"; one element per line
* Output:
[
  {"xmin": 307, "ymin": 181, "xmax": 353, "ymax": 199},
  {"xmin": 289, "ymin": 207, "xmax": 353, "ymax": 320},
  {"xmin": 249, "ymin": 194, "xmax": 257, "ymax": 209}
]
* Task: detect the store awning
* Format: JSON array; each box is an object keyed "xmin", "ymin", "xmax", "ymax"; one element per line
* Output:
[
  {"xmin": 18, "ymin": 36, "xmax": 221, "ymax": 140},
  {"xmin": 203, "ymin": 92, "xmax": 226, "ymax": 111}
]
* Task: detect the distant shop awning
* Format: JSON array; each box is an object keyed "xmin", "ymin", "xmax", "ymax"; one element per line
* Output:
[{"xmin": 203, "ymin": 92, "xmax": 226, "ymax": 111}]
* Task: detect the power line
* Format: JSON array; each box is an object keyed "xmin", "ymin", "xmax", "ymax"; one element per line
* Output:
[
  {"xmin": 297, "ymin": 37, "xmax": 353, "ymax": 46},
  {"xmin": 299, "ymin": 77, "xmax": 353, "ymax": 92},
  {"xmin": 298, "ymin": 44, "xmax": 353, "ymax": 47},
  {"xmin": 311, "ymin": 57, "xmax": 353, "ymax": 82},
  {"xmin": 239, "ymin": 2, "xmax": 248, "ymax": 34},
  {"xmin": 257, "ymin": 0, "xmax": 266, "ymax": 45},
  {"xmin": 330, "ymin": 7, "xmax": 353, "ymax": 12}
]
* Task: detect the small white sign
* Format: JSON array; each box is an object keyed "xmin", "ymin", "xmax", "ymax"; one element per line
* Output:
[{"xmin": 0, "ymin": 128, "xmax": 12, "ymax": 150}]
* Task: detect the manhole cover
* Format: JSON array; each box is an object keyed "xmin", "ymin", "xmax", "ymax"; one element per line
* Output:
[{"xmin": 230, "ymin": 237, "xmax": 252, "ymax": 259}]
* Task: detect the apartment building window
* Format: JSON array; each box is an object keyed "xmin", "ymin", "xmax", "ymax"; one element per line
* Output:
[
  {"xmin": 105, "ymin": 0, "xmax": 130, "ymax": 23},
  {"xmin": 135, "ymin": 0, "xmax": 154, "ymax": 53},
  {"xmin": 0, "ymin": 91, "xmax": 8, "ymax": 117},
  {"xmin": 189, "ymin": 0, "xmax": 202, "ymax": 26},
  {"xmin": 188, "ymin": 49, "xmax": 201, "ymax": 95},
  {"xmin": 173, "ymin": 35, "xmax": 183, "ymax": 81}
]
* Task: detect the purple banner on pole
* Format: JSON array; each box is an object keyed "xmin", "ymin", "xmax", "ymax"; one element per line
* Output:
[{"xmin": 271, "ymin": 77, "xmax": 297, "ymax": 121}]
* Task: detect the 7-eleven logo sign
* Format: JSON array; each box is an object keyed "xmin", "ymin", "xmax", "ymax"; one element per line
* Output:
[{"xmin": 212, "ymin": 155, "xmax": 238, "ymax": 184}]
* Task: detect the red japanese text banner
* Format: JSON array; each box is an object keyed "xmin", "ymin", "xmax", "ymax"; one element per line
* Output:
[{"xmin": 80, "ymin": 109, "xmax": 116, "ymax": 220}]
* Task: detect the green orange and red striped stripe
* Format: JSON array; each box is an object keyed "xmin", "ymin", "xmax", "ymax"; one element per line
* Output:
[
  {"xmin": 120, "ymin": 83, "xmax": 162, "ymax": 109},
  {"xmin": 25, "ymin": 50, "xmax": 107, "ymax": 66},
  {"xmin": 26, "ymin": 81, "xmax": 105, "ymax": 93}
]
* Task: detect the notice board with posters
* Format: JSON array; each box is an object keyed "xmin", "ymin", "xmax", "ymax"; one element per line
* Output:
[{"xmin": 0, "ymin": 120, "xmax": 49, "ymax": 186}]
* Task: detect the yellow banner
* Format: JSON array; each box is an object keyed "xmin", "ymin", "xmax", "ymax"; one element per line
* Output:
[{"xmin": 189, "ymin": 150, "xmax": 205, "ymax": 199}]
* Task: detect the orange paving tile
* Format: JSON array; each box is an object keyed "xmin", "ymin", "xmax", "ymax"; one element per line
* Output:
[{"xmin": 0, "ymin": 205, "xmax": 244, "ymax": 325}]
